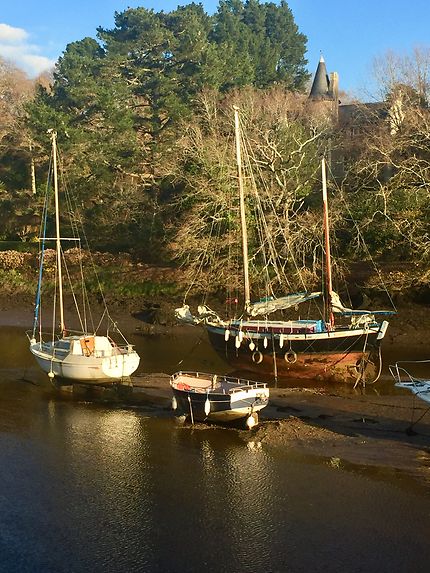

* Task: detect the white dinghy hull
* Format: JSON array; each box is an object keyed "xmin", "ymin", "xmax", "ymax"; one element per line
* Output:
[
  {"xmin": 390, "ymin": 361, "xmax": 430, "ymax": 404},
  {"xmin": 395, "ymin": 381, "xmax": 430, "ymax": 404},
  {"xmin": 170, "ymin": 371, "xmax": 269, "ymax": 426}
]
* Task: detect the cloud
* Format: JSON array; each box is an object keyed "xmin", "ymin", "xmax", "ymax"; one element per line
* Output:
[
  {"xmin": 0, "ymin": 22, "xmax": 55, "ymax": 77},
  {"xmin": 0, "ymin": 23, "xmax": 28, "ymax": 43}
]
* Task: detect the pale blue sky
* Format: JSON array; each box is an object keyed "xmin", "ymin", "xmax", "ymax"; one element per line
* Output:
[{"xmin": 1, "ymin": 1, "xmax": 429, "ymax": 98}]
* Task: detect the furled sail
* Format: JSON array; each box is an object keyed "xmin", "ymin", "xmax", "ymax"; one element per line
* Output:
[
  {"xmin": 175, "ymin": 304, "xmax": 225, "ymax": 325},
  {"xmin": 330, "ymin": 291, "xmax": 395, "ymax": 320},
  {"xmin": 330, "ymin": 291, "xmax": 362, "ymax": 315},
  {"xmin": 246, "ymin": 292, "xmax": 322, "ymax": 317},
  {"xmin": 175, "ymin": 305, "xmax": 199, "ymax": 325}
]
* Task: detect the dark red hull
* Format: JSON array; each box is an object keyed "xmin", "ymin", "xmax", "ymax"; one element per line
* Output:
[{"xmin": 206, "ymin": 323, "xmax": 386, "ymax": 384}]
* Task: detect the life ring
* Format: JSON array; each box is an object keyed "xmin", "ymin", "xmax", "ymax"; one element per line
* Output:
[
  {"xmin": 252, "ymin": 350, "xmax": 263, "ymax": 364},
  {"xmin": 284, "ymin": 350, "xmax": 297, "ymax": 364}
]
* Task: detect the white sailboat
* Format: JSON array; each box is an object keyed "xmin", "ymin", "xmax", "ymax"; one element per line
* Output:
[
  {"xmin": 27, "ymin": 130, "xmax": 140, "ymax": 384},
  {"xmin": 389, "ymin": 361, "xmax": 430, "ymax": 404},
  {"xmin": 176, "ymin": 107, "xmax": 395, "ymax": 385}
]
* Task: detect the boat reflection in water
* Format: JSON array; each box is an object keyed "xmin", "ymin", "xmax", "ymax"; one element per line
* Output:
[{"xmin": 1, "ymin": 326, "xmax": 430, "ymax": 572}]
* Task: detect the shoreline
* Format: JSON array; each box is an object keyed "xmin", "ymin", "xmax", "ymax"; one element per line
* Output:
[
  {"xmin": 129, "ymin": 372, "xmax": 430, "ymax": 482},
  {"xmin": 2, "ymin": 302, "xmax": 430, "ymax": 487}
]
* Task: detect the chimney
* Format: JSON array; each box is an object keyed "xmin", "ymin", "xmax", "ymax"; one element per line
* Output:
[
  {"xmin": 329, "ymin": 72, "xmax": 338, "ymax": 100},
  {"xmin": 329, "ymin": 72, "xmax": 339, "ymax": 119}
]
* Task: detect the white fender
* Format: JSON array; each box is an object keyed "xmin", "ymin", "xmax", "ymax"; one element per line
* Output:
[
  {"xmin": 263, "ymin": 337, "xmax": 268, "ymax": 349},
  {"xmin": 279, "ymin": 334, "xmax": 284, "ymax": 349},
  {"xmin": 204, "ymin": 397, "xmax": 211, "ymax": 416},
  {"xmin": 224, "ymin": 329, "xmax": 230, "ymax": 341},
  {"xmin": 249, "ymin": 341, "xmax": 256, "ymax": 351},
  {"xmin": 171, "ymin": 396, "xmax": 178, "ymax": 411},
  {"xmin": 246, "ymin": 413, "xmax": 258, "ymax": 429},
  {"xmin": 235, "ymin": 336, "xmax": 241, "ymax": 349}
]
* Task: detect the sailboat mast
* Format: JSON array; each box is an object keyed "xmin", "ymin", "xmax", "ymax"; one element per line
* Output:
[
  {"xmin": 233, "ymin": 106, "xmax": 251, "ymax": 309},
  {"xmin": 51, "ymin": 130, "xmax": 65, "ymax": 335},
  {"xmin": 321, "ymin": 157, "xmax": 334, "ymax": 326}
]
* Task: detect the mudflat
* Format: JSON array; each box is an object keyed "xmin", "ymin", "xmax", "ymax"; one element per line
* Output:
[{"xmin": 2, "ymin": 302, "xmax": 430, "ymax": 488}]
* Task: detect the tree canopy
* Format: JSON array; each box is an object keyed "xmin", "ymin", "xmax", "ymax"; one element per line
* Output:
[
  {"xmin": 2, "ymin": 2, "xmax": 430, "ymax": 300},
  {"xmin": 16, "ymin": 1, "xmax": 309, "ymax": 253}
]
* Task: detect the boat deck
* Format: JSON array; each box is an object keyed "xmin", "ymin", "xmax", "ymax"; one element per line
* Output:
[{"xmin": 171, "ymin": 371, "xmax": 267, "ymax": 394}]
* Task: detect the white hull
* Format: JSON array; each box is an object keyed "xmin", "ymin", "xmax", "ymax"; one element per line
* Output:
[
  {"xmin": 171, "ymin": 371, "xmax": 269, "ymax": 424},
  {"xmin": 395, "ymin": 381, "xmax": 430, "ymax": 404},
  {"xmin": 197, "ymin": 401, "xmax": 268, "ymax": 422},
  {"xmin": 390, "ymin": 361, "xmax": 430, "ymax": 404},
  {"xmin": 29, "ymin": 335, "xmax": 140, "ymax": 383}
]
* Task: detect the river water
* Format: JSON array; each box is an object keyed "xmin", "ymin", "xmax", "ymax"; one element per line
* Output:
[{"xmin": 1, "ymin": 324, "xmax": 430, "ymax": 573}]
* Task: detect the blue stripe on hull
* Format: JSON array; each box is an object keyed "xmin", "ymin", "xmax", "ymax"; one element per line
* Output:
[{"xmin": 172, "ymin": 388, "xmax": 265, "ymax": 422}]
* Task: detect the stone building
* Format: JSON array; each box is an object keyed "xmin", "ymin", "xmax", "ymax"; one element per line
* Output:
[{"xmin": 308, "ymin": 55, "xmax": 393, "ymax": 178}]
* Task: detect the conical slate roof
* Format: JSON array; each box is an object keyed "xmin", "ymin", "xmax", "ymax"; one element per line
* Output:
[{"xmin": 309, "ymin": 55, "xmax": 331, "ymax": 100}]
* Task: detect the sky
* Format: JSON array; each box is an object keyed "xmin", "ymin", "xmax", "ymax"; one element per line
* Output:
[{"xmin": 1, "ymin": 0, "xmax": 429, "ymax": 99}]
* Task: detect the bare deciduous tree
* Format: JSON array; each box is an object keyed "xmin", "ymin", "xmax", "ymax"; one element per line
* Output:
[
  {"xmin": 339, "ymin": 48, "xmax": 430, "ymax": 265},
  {"xmin": 0, "ymin": 57, "xmax": 34, "ymax": 147},
  {"xmin": 162, "ymin": 87, "xmax": 333, "ymax": 302},
  {"xmin": 373, "ymin": 46, "xmax": 430, "ymax": 105}
]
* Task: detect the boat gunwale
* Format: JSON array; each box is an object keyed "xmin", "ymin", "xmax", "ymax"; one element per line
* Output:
[
  {"xmin": 170, "ymin": 370, "xmax": 268, "ymax": 393},
  {"xmin": 205, "ymin": 323, "xmax": 383, "ymax": 339},
  {"xmin": 26, "ymin": 329, "xmax": 136, "ymax": 352}
]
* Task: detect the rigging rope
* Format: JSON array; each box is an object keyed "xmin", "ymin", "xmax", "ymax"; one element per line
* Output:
[
  {"xmin": 32, "ymin": 158, "xmax": 51, "ymax": 339},
  {"xmin": 325, "ymin": 160, "xmax": 397, "ymax": 313}
]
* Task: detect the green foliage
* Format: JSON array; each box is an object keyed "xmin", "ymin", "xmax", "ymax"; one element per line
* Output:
[
  {"xmin": 20, "ymin": 1, "xmax": 309, "ymax": 260},
  {"xmin": 212, "ymin": 0, "xmax": 309, "ymax": 90},
  {"xmin": 5, "ymin": 11, "xmax": 430, "ymax": 303},
  {"xmin": 0, "ymin": 185, "xmax": 42, "ymax": 241},
  {"xmin": 0, "ymin": 241, "xmax": 38, "ymax": 252},
  {"xmin": 0, "ymin": 268, "xmax": 34, "ymax": 292}
]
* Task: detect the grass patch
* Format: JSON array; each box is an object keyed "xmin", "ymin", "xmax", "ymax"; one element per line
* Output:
[{"xmin": 0, "ymin": 268, "xmax": 36, "ymax": 292}]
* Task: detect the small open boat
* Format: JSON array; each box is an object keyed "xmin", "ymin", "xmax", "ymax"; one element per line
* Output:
[
  {"xmin": 170, "ymin": 371, "xmax": 269, "ymax": 427},
  {"xmin": 389, "ymin": 361, "xmax": 430, "ymax": 404}
]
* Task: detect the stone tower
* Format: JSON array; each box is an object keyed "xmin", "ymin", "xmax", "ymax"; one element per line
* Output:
[{"xmin": 308, "ymin": 55, "xmax": 339, "ymax": 120}]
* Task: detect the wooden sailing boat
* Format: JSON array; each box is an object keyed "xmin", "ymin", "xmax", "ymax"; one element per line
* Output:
[
  {"xmin": 176, "ymin": 107, "xmax": 394, "ymax": 384},
  {"xmin": 28, "ymin": 130, "xmax": 140, "ymax": 384}
]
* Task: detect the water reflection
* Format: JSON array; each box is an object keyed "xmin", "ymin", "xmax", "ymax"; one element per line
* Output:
[
  {"xmin": 1, "ymin": 383, "xmax": 430, "ymax": 572},
  {"xmin": 2, "ymin": 325, "xmax": 430, "ymax": 572}
]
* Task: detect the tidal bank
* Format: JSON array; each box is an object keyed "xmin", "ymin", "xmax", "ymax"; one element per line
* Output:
[
  {"xmin": 126, "ymin": 373, "xmax": 430, "ymax": 483},
  {"xmin": 1, "ymin": 300, "xmax": 430, "ymax": 489}
]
